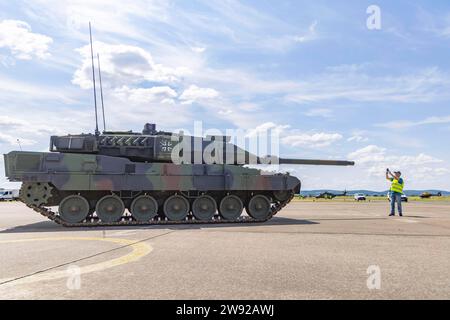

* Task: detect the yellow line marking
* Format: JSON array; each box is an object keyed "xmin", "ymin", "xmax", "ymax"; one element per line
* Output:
[{"xmin": 0, "ymin": 237, "xmax": 152, "ymax": 287}]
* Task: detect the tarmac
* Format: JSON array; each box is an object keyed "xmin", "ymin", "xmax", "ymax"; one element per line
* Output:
[{"xmin": 0, "ymin": 200, "xmax": 449, "ymax": 300}]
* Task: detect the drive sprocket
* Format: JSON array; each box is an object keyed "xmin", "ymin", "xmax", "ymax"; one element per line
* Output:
[{"xmin": 19, "ymin": 182, "xmax": 53, "ymax": 207}]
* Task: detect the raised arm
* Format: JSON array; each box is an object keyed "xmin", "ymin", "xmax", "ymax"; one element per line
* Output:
[{"xmin": 386, "ymin": 169, "xmax": 393, "ymax": 180}]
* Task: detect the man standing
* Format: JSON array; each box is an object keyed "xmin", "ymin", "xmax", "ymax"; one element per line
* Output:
[{"xmin": 386, "ymin": 169, "xmax": 405, "ymax": 217}]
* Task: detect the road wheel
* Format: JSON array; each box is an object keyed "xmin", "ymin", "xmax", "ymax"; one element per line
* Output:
[
  {"xmin": 246, "ymin": 195, "xmax": 271, "ymax": 220},
  {"xmin": 163, "ymin": 195, "xmax": 190, "ymax": 221},
  {"xmin": 130, "ymin": 195, "xmax": 158, "ymax": 222},
  {"xmin": 219, "ymin": 195, "xmax": 243, "ymax": 221},
  {"xmin": 96, "ymin": 195, "xmax": 125, "ymax": 223},
  {"xmin": 192, "ymin": 195, "xmax": 217, "ymax": 221},
  {"xmin": 59, "ymin": 195, "xmax": 90, "ymax": 223}
]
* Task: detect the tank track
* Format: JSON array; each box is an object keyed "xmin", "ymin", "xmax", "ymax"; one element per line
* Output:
[{"xmin": 22, "ymin": 193, "xmax": 294, "ymax": 227}]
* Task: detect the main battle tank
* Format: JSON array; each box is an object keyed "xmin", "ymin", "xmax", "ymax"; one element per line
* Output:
[{"xmin": 3, "ymin": 123, "xmax": 354, "ymax": 227}]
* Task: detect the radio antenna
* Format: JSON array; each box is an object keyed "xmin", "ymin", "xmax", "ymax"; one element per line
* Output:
[
  {"xmin": 97, "ymin": 53, "xmax": 106, "ymax": 132},
  {"xmin": 89, "ymin": 22, "xmax": 99, "ymax": 136}
]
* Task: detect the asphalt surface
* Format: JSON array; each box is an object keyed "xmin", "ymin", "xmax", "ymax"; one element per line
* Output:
[{"xmin": 0, "ymin": 200, "xmax": 449, "ymax": 299}]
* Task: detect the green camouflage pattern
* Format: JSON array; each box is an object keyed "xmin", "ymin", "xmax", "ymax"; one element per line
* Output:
[{"xmin": 4, "ymin": 151, "xmax": 301, "ymax": 193}]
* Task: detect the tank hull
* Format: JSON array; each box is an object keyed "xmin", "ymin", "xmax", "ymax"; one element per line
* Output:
[{"xmin": 4, "ymin": 151, "xmax": 300, "ymax": 193}]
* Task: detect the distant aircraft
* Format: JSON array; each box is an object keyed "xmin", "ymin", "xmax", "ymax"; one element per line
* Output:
[
  {"xmin": 420, "ymin": 192, "xmax": 442, "ymax": 199},
  {"xmin": 315, "ymin": 190, "xmax": 347, "ymax": 199}
]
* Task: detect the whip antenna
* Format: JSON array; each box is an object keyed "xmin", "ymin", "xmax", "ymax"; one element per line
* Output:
[
  {"xmin": 89, "ymin": 22, "xmax": 99, "ymax": 136},
  {"xmin": 97, "ymin": 53, "xmax": 106, "ymax": 132}
]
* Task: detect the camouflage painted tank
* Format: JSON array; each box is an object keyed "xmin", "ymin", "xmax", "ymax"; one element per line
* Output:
[{"xmin": 3, "ymin": 123, "xmax": 354, "ymax": 226}]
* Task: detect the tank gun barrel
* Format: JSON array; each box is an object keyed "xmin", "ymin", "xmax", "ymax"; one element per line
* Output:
[
  {"xmin": 278, "ymin": 158, "xmax": 355, "ymax": 166},
  {"xmin": 260, "ymin": 156, "xmax": 354, "ymax": 166}
]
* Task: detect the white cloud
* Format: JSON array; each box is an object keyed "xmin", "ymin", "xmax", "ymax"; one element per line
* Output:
[
  {"xmin": 0, "ymin": 111, "xmax": 94, "ymax": 145},
  {"xmin": 0, "ymin": 20, "xmax": 52, "ymax": 60},
  {"xmin": 285, "ymin": 67, "xmax": 450, "ymax": 104},
  {"xmin": 304, "ymin": 108, "xmax": 333, "ymax": 118},
  {"xmin": 22, "ymin": 0, "xmax": 172, "ymax": 42},
  {"xmin": 191, "ymin": 47, "xmax": 206, "ymax": 53},
  {"xmin": 72, "ymin": 41, "xmax": 190, "ymax": 89},
  {"xmin": 245, "ymin": 122, "xmax": 343, "ymax": 149},
  {"xmin": 0, "ymin": 74, "xmax": 78, "ymax": 105},
  {"xmin": 179, "ymin": 85, "xmax": 219, "ymax": 105},
  {"xmin": 0, "ymin": 133, "xmax": 36, "ymax": 147},
  {"xmin": 434, "ymin": 168, "xmax": 450, "ymax": 175},
  {"xmin": 348, "ymin": 145, "xmax": 388, "ymax": 164},
  {"xmin": 293, "ymin": 20, "xmax": 318, "ymax": 43},
  {"xmin": 0, "ymin": 116, "xmax": 27, "ymax": 129},
  {"xmin": 282, "ymin": 132, "xmax": 343, "ymax": 148},
  {"xmin": 187, "ymin": 0, "xmax": 319, "ymax": 52},
  {"xmin": 218, "ymin": 109, "xmax": 232, "ymax": 115},
  {"xmin": 347, "ymin": 132, "xmax": 369, "ymax": 143},
  {"xmin": 188, "ymin": 64, "xmax": 450, "ymax": 114},
  {"xmin": 114, "ymin": 86, "xmax": 177, "ymax": 104},
  {"xmin": 246, "ymin": 122, "xmax": 290, "ymax": 138},
  {"xmin": 238, "ymin": 102, "xmax": 260, "ymax": 112},
  {"xmin": 11, "ymin": 2, "xmax": 450, "ymax": 111},
  {"xmin": 377, "ymin": 115, "xmax": 450, "ymax": 129},
  {"xmin": 348, "ymin": 145, "xmax": 447, "ymax": 183}
]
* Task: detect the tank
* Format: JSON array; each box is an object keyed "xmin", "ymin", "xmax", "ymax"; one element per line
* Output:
[{"xmin": 3, "ymin": 123, "xmax": 354, "ymax": 226}]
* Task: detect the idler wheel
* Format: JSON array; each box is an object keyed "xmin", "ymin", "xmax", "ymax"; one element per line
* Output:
[
  {"xmin": 130, "ymin": 195, "xmax": 158, "ymax": 222},
  {"xmin": 219, "ymin": 195, "xmax": 243, "ymax": 221},
  {"xmin": 246, "ymin": 195, "xmax": 271, "ymax": 220},
  {"xmin": 59, "ymin": 195, "xmax": 90, "ymax": 223},
  {"xmin": 95, "ymin": 195, "xmax": 125, "ymax": 223},
  {"xmin": 192, "ymin": 195, "xmax": 217, "ymax": 221},
  {"xmin": 163, "ymin": 195, "xmax": 190, "ymax": 221},
  {"xmin": 273, "ymin": 190, "xmax": 291, "ymax": 202}
]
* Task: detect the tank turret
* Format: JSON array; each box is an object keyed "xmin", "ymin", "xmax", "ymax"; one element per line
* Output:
[{"xmin": 50, "ymin": 123, "xmax": 355, "ymax": 167}]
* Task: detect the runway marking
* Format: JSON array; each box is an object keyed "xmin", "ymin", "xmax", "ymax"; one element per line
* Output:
[
  {"xmin": 0, "ymin": 236, "xmax": 153, "ymax": 287},
  {"xmin": 108, "ymin": 230, "xmax": 138, "ymax": 237},
  {"xmin": 397, "ymin": 219, "xmax": 418, "ymax": 224}
]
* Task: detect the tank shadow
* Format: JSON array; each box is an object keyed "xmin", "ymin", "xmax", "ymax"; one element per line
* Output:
[{"xmin": 0, "ymin": 216, "xmax": 318, "ymax": 234}]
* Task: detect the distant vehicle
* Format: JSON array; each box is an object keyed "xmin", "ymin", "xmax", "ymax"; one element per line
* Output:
[
  {"xmin": 0, "ymin": 189, "xmax": 19, "ymax": 201},
  {"xmin": 315, "ymin": 190, "xmax": 347, "ymax": 199},
  {"xmin": 354, "ymin": 193, "xmax": 366, "ymax": 201},
  {"xmin": 387, "ymin": 192, "xmax": 408, "ymax": 202},
  {"xmin": 420, "ymin": 192, "xmax": 442, "ymax": 199}
]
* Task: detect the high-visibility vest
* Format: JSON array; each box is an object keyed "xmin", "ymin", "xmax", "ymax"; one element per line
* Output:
[{"xmin": 390, "ymin": 179, "xmax": 404, "ymax": 194}]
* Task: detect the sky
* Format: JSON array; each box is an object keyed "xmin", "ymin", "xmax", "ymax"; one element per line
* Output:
[{"xmin": 0, "ymin": 0, "xmax": 450, "ymax": 191}]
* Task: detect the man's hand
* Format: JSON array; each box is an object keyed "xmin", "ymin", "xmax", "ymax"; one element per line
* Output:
[{"xmin": 386, "ymin": 168, "xmax": 392, "ymax": 180}]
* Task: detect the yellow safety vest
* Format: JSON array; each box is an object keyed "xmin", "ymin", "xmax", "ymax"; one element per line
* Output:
[{"xmin": 390, "ymin": 179, "xmax": 404, "ymax": 194}]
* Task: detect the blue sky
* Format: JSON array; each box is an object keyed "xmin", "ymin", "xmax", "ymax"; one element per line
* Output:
[{"xmin": 0, "ymin": 0, "xmax": 450, "ymax": 191}]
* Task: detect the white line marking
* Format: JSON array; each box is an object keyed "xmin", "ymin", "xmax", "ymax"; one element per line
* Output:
[{"xmin": 398, "ymin": 219, "xmax": 418, "ymax": 223}]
